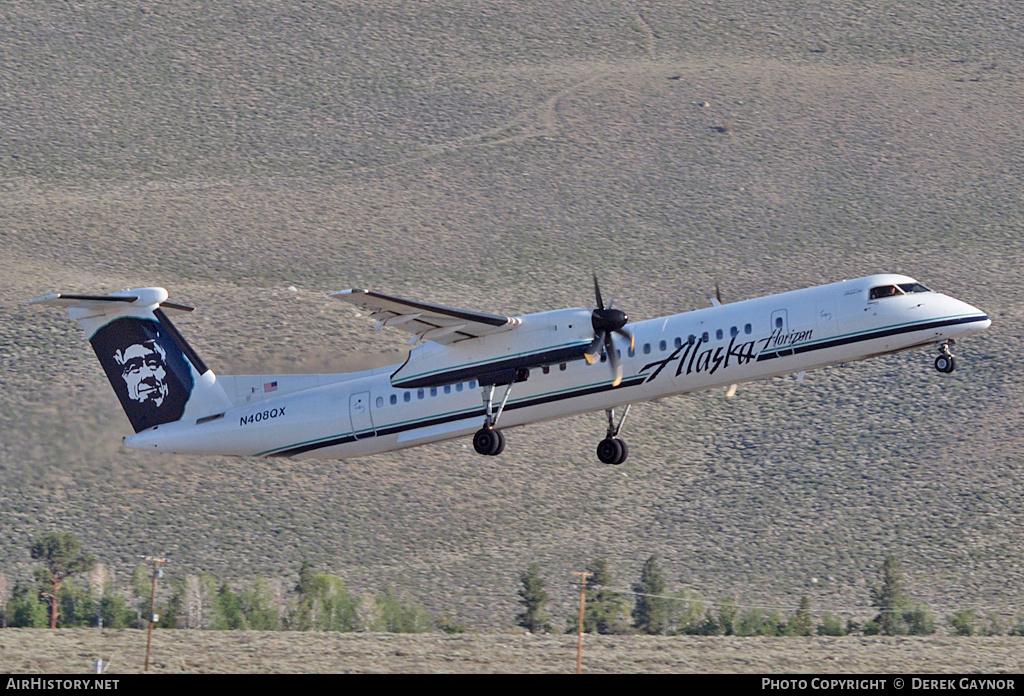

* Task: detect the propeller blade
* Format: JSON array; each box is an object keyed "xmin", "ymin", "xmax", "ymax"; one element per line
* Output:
[
  {"xmin": 584, "ymin": 331, "xmax": 606, "ymax": 364},
  {"xmin": 593, "ymin": 273, "xmax": 605, "ymax": 310},
  {"xmin": 615, "ymin": 328, "xmax": 634, "ymax": 352},
  {"xmin": 605, "ymin": 333, "xmax": 623, "ymax": 387},
  {"xmin": 716, "ymin": 283, "xmax": 723, "ymax": 305}
]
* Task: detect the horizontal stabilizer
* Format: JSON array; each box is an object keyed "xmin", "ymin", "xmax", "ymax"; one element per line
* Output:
[{"xmin": 29, "ymin": 288, "xmax": 195, "ymax": 312}]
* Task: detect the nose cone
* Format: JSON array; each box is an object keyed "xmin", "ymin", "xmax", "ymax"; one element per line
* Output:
[{"xmin": 949, "ymin": 296, "xmax": 991, "ymax": 335}]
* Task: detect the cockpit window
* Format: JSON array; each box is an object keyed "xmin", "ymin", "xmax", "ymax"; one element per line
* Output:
[
  {"xmin": 898, "ymin": 282, "xmax": 930, "ymax": 294},
  {"xmin": 869, "ymin": 285, "xmax": 904, "ymax": 300}
]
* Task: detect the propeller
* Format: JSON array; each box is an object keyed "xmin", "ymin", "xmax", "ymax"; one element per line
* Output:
[
  {"xmin": 583, "ymin": 274, "xmax": 634, "ymax": 387},
  {"xmin": 713, "ymin": 281, "xmax": 739, "ymax": 397}
]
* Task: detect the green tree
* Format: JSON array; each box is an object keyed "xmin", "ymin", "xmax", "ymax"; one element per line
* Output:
[
  {"xmin": 579, "ymin": 557, "xmax": 629, "ymax": 634},
  {"xmin": 903, "ymin": 603, "xmax": 936, "ymax": 635},
  {"xmin": 949, "ymin": 609, "xmax": 977, "ymax": 636},
  {"xmin": 737, "ymin": 607, "xmax": 767, "ymax": 636},
  {"xmin": 788, "ymin": 596, "xmax": 813, "ymax": 636},
  {"xmin": 56, "ymin": 579, "xmax": 96, "ymax": 627},
  {"xmin": 99, "ymin": 582, "xmax": 135, "ymax": 629},
  {"xmin": 374, "ymin": 587, "xmax": 431, "ymax": 633},
  {"xmin": 212, "ymin": 583, "xmax": 247, "ymax": 630},
  {"xmin": 672, "ymin": 587, "xmax": 706, "ymax": 634},
  {"xmin": 870, "ymin": 555, "xmax": 906, "ymax": 636},
  {"xmin": 31, "ymin": 532, "xmax": 96, "ymax": 628},
  {"xmin": 130, "ymin": 562, "xmax": 151, "ymax": 627},
  {"xmin": 632, "ymin": 555, "xmax": 671, "ymax": 635},
  {"xmin": 5, "ymin": 581, "xmax": 47, "ymax": 627},
  {"xmin": 292, "ymin": 565, "xmax": 358, "ymax": 632},
  {"xmin": 816, "ymin": 612, "xmax": 846, "ymax": 636},
  {"xmin": 241, "ymin": 577, "xmax": 281, "ymax": 631},
  {"xmin": 718, "ymin": 597, "xmax": 740, "ymax": 636},
  {"xmin": 516, "ymin": 563, "xmax": 552, "ymax": 633}
]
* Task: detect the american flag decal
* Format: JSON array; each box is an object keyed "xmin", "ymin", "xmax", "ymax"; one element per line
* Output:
[{"xmin": 263, "ymin": 381, "xmax": 278, "ymax": 393}]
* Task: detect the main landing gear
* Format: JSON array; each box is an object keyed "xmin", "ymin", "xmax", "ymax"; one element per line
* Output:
[
  {"xmin": 597, "ymin": 405, "xmax": 631, "ymax": 465},
  {"xmin": 473, "ymin": 381, "xmax": 515, "ymax": 456},
  {"xmin": 934, "ymin": 341, "xmax": 957, "ymax": 374}
]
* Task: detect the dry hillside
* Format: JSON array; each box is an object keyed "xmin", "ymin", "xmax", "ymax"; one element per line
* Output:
[{"xmin": 1, "ymin": 0, "xmax": 1022, "ymax": 655}]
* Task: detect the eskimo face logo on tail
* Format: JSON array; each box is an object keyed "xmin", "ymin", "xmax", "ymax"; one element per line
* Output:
[
  {"xmin": 91, "ymin": 317, "xmax": 194, "ymax": 432},
  {"xmin": 114, "ymin": 341, "xmax": 169, "ymax": 407}
]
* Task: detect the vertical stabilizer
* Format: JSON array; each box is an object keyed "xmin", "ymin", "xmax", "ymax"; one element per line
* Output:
[{"xmin": 31, "ymin": 288, "xmax": 231, "ymax": 432}]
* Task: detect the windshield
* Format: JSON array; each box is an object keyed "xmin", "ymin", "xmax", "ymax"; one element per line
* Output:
[
  {"xmin": 869, "ymin": 285, "xmax": 903, "ymax": 300},
  {"xmin": 869, "ymin": 282, "xmax": 932, "ymax": 300}
]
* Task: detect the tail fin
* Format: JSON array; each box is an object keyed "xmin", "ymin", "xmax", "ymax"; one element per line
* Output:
[{"xmin": 31, "ymin": 287, "xmax": 231, "ymax": 432}]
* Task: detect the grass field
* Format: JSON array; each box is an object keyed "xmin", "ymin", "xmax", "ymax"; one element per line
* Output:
[
  {"xmin": 1, "ymin": 630, "xmax": 1022, "ymax": 674},
  {"xmin": 1, "ymin": 0, "xmax": 1023, "ymax": 668}
]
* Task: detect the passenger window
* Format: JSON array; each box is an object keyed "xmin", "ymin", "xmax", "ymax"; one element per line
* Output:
[
  {"xmin": 403, "ymin": 391, "xmax": 411, "ymax": 402},
  {"xmin": 559, "ymin": 363, "xmax": 567, "ymax": 371},
  {"xmin": 659, "ymin": 340, "xmax": 667, "ymax": 351},
  {"xmin": 628, "ymin": 346, "xmax": 635, "ymax": 357},
  {"xmin": 643, "ymin": 343, "xmax": 651, "ymax": 354},
  {"xmin": 390, "ymin": 394, "xmax": 397, "ymax": 405},
  {"xmin": 376, "ymin": 396, "xmax": 383, "ymax": 408},
  {"xmin": 469, "ymin": 380, "xmax": 477, "ymax": 389},
  {"xmin": 430, "ymin": 387, "xmax": 437, "ymax": 397},
  {"xmin": 716, "ymin": 329, "xmax": 723, "ymax": 340},
  {"xmin": 456, "ymin": 383, "xmax": 463, "ymax": 392},
  {"xmin": 417, "ymin": 389, "xmax": 424, "ymax": 400},
  {"xmin": 744, "ymin": 323, "xmax": 752, "ymax": 335},
  {"xmin": 444, "ymin": 385, "xmax": 451, "ymax": 394},
  {"xmin": 688, "ymin": 335, "xmax": 696, "ymax": 345},
  {"xmin": 701, "ymin": 332, "xmax": 709, "ymax": 342},
  {"xmin": 730, "ymin": 326, "xmax": 738, "ymax": 337},
  {"xmin": 775, "ymin": 317, "xmax": 783, "ymax": 329},
  {"xmin": 674, "ymin": 337, "xmax": 682, "ymax": 349}
]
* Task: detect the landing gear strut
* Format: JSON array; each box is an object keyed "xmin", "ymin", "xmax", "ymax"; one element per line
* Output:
[
  {"xmin": 597, "ymin": 405, "xmax": 630, "ymax": 465},
  {"xmin": 934, "ymin": 341, "xmax": 957, "ymax": 374},
  {"xmin": 473, "ymin": 380, "xmax": 516, "ymax": 456}
]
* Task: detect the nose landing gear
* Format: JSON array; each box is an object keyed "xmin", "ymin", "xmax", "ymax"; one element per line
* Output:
[
  {"xmin": 934, "ymin": 341, "xmax": 957, "ymax": 373},
  {"xmin": 597, "ymin": 405, "xmax": 631, "ymax": 465}
]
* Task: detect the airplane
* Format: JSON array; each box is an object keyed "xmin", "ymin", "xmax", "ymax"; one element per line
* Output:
[{"xmin": 31, "ymin": 273, "xmax": 990, "ymax": 464}]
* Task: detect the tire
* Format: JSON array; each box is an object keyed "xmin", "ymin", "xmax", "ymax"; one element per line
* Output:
[
  {"xmin": 474, "ymin": 428, "xmax": 497, "ymax": 455},
  {"xmin": 935, "ymin": 355, "xmax": 956, "ymax": 373},
  {"xmin": 491, "ymin": 429, "xmax": 506, "ymax": 455},
  {"xmin": 597, "ymin": 437, "xmax": 623, "ymax": 464},
  {"xmin": 613, "ymin": 438, "xmax": 629, "ymax": 465}
]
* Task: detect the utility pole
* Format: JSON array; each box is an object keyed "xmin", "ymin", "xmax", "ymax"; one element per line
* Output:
[
  {"xmin": 142, "ymin": 556, "xmax": 168, "ymax": 671},
  {"xmin": 572, "ymin": 571, "xmax": 593, "ymax": 674}
]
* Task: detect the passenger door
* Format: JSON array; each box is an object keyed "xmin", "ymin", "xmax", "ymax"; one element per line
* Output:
[{"xmin": 349, "ymin": 391, "xmax": 376, "ymax": 439}]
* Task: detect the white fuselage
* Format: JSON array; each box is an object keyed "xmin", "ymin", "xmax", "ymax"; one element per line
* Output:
[{"xmin": 124, "ymin": 275, "xmax": 990, "ymax": 459}]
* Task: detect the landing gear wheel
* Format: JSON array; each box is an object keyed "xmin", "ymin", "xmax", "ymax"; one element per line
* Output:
[
  {"xmin": 597, "ymin": 437, "xmax": 627, "ymax": 465},
  {"xmin": 473, "ymin": 428, "xmax": 504, "ymax": 456},
  {"xmin": 613, "ymin": 438, "xmax": 628, "ymax": 465},
  {"xmin": 935, "ymin": 354, "xmax": 957, "ymax": 373}
]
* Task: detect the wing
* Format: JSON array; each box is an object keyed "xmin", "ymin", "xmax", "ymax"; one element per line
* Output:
[{"xmin": 330, "ymin": 289, "xmax": 522, "ymax": 344}]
